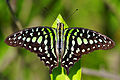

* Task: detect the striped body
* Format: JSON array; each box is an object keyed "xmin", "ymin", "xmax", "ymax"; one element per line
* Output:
[
  {"xmin": 56, "ymin": 23, "xmax": 64, "ymax": 56},
  {"xmin": 5, "ymin": 23, "xmax": 115, "ymax": 74}
]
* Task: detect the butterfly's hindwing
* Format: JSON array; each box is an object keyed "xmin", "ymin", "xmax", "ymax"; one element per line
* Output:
[
  {"xmin": 62, "ymin": 28, "xmax": 115, "ymax": 74},
  {"xmin": 5, "ymin": 27, "xmax": 58, "ymax": 73}
]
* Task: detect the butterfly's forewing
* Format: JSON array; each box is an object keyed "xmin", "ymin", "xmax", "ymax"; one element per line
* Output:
[
  {"xmin": 62, "ymin": 28, "xmax": 115, "ymax": 74},
  {"xmin": 5, "ymin": 27, "xmax": 58, "ymax": 73}
]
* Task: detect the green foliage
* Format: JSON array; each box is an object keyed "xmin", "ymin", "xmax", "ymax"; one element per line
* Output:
[{"xmin": 0, "ymin": 0, "xmax": 120, "ymax": 80}]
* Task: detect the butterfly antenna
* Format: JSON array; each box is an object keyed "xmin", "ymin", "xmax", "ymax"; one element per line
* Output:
[
  {"xmin": 66, "ymin": 9, "xmax": 78, "ymax": 20},
  {"xmin": 6, "ymin": 0, "xmax": 23, "ymax": 30}
]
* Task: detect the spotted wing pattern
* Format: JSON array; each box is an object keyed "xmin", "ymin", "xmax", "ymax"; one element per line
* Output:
[
  {"xmin": 5, "ymin": 27, "xmax": 58, "ymax": 73},
  {"xmin": 61, "ymin": 28, "xmax": 115, "ymax": 74}
]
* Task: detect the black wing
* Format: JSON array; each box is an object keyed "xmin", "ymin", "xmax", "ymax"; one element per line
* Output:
[
  {"xmin": 62, "ymin": 27, "xmax": 115, "ymax": 74},
  {"xmin": 5, "ymin": 26, "xmax": 58, "ymax": 74}
]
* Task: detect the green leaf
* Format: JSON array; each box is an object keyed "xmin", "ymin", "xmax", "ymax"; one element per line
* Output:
[
  {"xmin": 52, "ymin": 14, "xmax": 68, "ymax": 29},
  {"xmin": 56, "ymin": 68, "xmax": 70, "ymax": 80},
  {"xmin": 50, "ymin": 14, "xmax": 82, "ymax": 80}
]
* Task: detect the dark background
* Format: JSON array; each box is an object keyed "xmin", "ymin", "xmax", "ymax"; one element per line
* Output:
[{"xmin": 0, "ymin": 0, "xmax": 120, "ymax": 80}]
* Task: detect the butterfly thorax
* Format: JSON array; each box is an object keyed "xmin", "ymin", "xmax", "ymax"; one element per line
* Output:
[{"xmin": 56, "ymin": 23, "xmax": 65, "ymax": 57}]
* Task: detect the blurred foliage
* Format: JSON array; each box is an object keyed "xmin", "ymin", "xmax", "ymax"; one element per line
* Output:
[{"xmin": 0, "ymin": 0, "xmax": 120, "ymax": 80}]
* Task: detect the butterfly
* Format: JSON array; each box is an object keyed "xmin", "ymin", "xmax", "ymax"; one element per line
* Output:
[{"xmin": 5, "ymin": 22, "xmax": 115, "ymax": 74}]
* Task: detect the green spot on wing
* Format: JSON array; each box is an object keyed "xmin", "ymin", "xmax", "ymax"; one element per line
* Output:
[
  {"xmin": 50, "ymin": 33, "xmax": 54, "ymax": 48},
  {"xmin": 76, "ymin": 29, "xmax": 79, "ymax": 32},
  {"xmin": 43, "ymin": 31, "xmax": 47, "ymax": 35},
  {"xmin": 64, "ymin": 29, "xmax": 68, "ymax": 35},
  {"xmin": 32, "ymin": 37, "xmax": 37, "ymax": 42},
  {"xmin": 89, "ymin": 40, "xmax": 93, "ymax": 44},
  {"xmin": 37, "ymin": 36, "xmax": 42, "ymax": 44},
  {"xmin": 45, "ymin": 35, "xmax": 48, "ymax": 38},
  {"xmin": 26, "ymin": 37, "xmax": 31, "ymax": 42},
  {"xmin": 83, "ymin": 39, "xmax": 88, "ymax": 44},
  {"xmin": 41, "ymin": 28, "xmax": 44, "ymax": 31},
  {"xmin": 77, "ymin": 37, "xmax": 82, "ymax": 45},
  {"xmin": 52, "ymin": 29, "xmax": 57, "ymax": 41},
  {"xmin": 74, "ymin": 32, "xmax": 77, "ymax": 36},
  {"xmin": 47, "ymin": 28, "xmax": 51, "ymax": 33},
  {"xmin": 69, "ymin": 29, "xmax": 74, "ymax": 34},
  {"xmin": 66, "ymin": 34, "xmax": 71, "ymax": 49}
]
